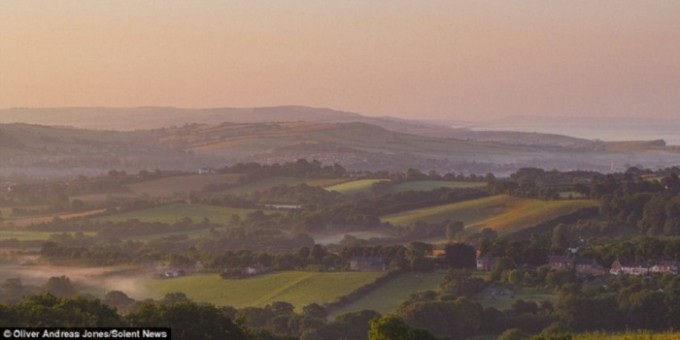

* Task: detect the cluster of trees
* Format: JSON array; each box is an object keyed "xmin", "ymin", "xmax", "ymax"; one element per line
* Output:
[
  {"xmin": 598, "ymin": 173, "xmax": 680, "ymax": 235},
  {"xmin": 297, "ymin": 187, "xmax": 485, "ymax": 232},
  {"xmin": 488, "ymin": 168, "xmax": 599, "ymax": 199},
  {"xmin": 222, "ymin": 159, "xmax": 348, "ymax": 181},
  {"xmin": 0, "ymin": 294, "xmax": 247, "ymax": 340},
  {"xmin": 555, "ymin": 274, "xmax": 680, "ymax": 332}
]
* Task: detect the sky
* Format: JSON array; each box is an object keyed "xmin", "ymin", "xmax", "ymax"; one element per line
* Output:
[{"xmin": 1, "ymin": 1, "xmax": 679, "ymax": 121}]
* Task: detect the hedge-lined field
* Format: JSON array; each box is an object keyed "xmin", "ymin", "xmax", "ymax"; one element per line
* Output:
[
  {"xmin": 141, "ymin": 271, "xmax": 384, "ymax": 311},
  {"xmin": 93, "ymin": 203, "xmax": 255, "ymax": 225},
  {"xmin": 382, "ymin": 195, "xmax": 598, "ymax": 233},
  {"xmin": 387, "ymin": 180, "xmax": 486, "ymax": 193},
  {"xmin": 328, "ymin": 271, "xmax": 447, "ymax": 318},
  {"xmin": 325, "ymin": 179, "xmax": 389, "ymax": 195}
]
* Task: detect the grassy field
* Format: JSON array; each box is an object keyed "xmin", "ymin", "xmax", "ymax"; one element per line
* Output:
[
  {"xmin": 471, "ymin": 286, "xmax": 556, "ymax": 311},
  {"xmin": 325, "ymin": 179, "xmax": 389, "ymax": 195},
  {"xmin": 94, "ymin": 203, "xmax": 255, "ymax": 225},
  {"xmin": 0, "ymin": 230, "xmax": 96, "ymax": 241},
  {"xmin": 141, "ymin": 271, "xmax": 384, "ymax": 310},
  {"xmin": 304, "ymin": 178, "xmax": 347, "ymax": 188},
  {"xmin": 382, "ymin": 195, "xmax": 598, "ymax": 233},
  {"xmin": 221, "ymin": 176, "xmax": 311, "ymax": 194},
  {"xmin": 129, "ymin": 173, "xmax": 242, "ymax": 196},
  {"xmin": 329, "ymin": 271, "xmax": 447, "ymax": 318},
  {"xmin": 5, "ymin": 209, "xmax": 106, "ymax": 227},
  {"xmin": 387, "ymin": 180, "xmax": 486, "ymax": 193},
  {"xmin": 313, "ymin": 231, "xmax": 395, "ymax": 245},
  {"xmin": 72, "ymin": 174, "xmax": 243, "ymax": 202}
]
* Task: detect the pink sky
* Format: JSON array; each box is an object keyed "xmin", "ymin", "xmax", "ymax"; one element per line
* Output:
[{"xmin": 1, "ymin": 1, "xmax": 678, "ymax": 121}]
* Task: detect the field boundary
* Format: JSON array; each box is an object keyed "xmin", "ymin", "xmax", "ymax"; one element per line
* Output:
[{"xmin": 323, "ymin": 269, "xmax": 403, "ymax": 314}]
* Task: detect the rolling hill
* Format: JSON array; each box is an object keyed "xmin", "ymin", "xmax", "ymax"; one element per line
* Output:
[{"xmin": 4, "ymin": 107, "xmax": 680, "ymax": 181}]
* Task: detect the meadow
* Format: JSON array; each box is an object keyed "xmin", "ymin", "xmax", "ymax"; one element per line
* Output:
[
  {"xmin": 382, "ymin": 195, "xmax": 598, "ymax": 233},
  {"xmin": 93, "ymin": 203, "xmax": 255, "ymax": 225},
  {"xmin": 387, "ymin": 180, "xmax": 486, "ymax": 193},
  {"xmin": 0, "ymin": 230, "xmax": 96, "ymax": 241},
  {"xmin": 328, "ymin": 271, "xmax": 447, "ymax": 318},
  {"xmin": 3, "ymin": 209, "xmax": 106, "ymax": 227},
  {"xmin": 325, "ymin": 179, "xmax": 389, "ymax": 195},
  {"xmin": 72, "ymin": 173, "xmax": 242, "ymax": 202},
  {"xmin": 221, "ymin": 176, "xmax": 312, "ymax": 194},
  {"xmin": 470, "ymin": 286, "xmax": 556, "ymax": 311},
  {"xmin": 141, "ymin": 271, "xmax": 384, "ymax": 311}
]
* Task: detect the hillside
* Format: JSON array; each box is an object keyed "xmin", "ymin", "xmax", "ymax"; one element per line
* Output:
[{"xmin": 4, "ymin": 118, "xmax": 680, "ymax": 180}]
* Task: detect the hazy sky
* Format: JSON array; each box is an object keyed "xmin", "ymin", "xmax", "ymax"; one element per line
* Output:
[{"xmin": 1, "ymin": 1, "xmax": 678, "ymax": 121}]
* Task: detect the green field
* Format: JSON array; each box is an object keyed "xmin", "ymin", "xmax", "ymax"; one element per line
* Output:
[
  {"xmin": 471, "ymin": 286, "xmax": 556, "ymax": 311},
  {"xmin": 141, "ymin": 271, "xmax": 384, "ymax": 310},
  {"xmin": 304, "ymin": 178, "xmax": 347, "ymax": 188},
  {"xmin": 222, "ymin": 176, "xmax": 311, "ymax": 194},
  {"xmin": 382, "ymin": 195, "xmax": 598, "ymax": 233},
  {"xmin": 325, "ymin": 179, "xmax": 389, "ymax": 195},
  {"xmin": 388, "ymin": 180, "xmax": 486, "ymax": 193},
  {"xmin": 94, "ymin": 203, "xmax": 255, "ymax": 225},
  {"xmin": 329, "ymin": 271, "xmax": 447, "ymax": 318},
  {"xmin": 0, "ymin": 230, "xmax": 96, "ymax": 241},
  {"xmin": 72, "ymin": 174, "xmax": 243, "ymax": 202},
  {"xmin": 128, "ymin": 173, "xmax": 242, "ymax": 196}
]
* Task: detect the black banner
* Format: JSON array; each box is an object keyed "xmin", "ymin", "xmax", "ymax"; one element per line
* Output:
[{"xmin": 1, "ymin": 328, "xmax": 171, "ymax": 339}]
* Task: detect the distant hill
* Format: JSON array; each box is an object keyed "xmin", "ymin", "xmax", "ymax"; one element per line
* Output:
[
  {"xmin": 2, "ymin": 112, "xmax": 680, "ymax": 180},
  {"xmin": 0, "ymin": 106, "xmax": 600, "ymax": 148}
]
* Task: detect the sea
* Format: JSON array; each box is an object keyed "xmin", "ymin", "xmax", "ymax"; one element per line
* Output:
[{"xmin": 471, "ymin": 117, "xmax": 680, "ymax": 146}]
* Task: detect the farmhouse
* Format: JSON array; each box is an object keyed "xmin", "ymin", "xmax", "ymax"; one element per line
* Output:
[
  {"xmin": 198, "ymin": 167, "xmax": 216, "ymax": 175},
  {"xmin": 350, "ymin": 256, "xmax": 385, "ymax": 272},
  {"xmin": 163, "ymin": 269, "xmax": 186, "ymax": 278},
  {"xmin": 650, "ymin": 260, "xmax": 679, "ymax": 275},
  {"xmin": 245, "ymin": 264, "xmax": 267, "ymax": 276},
  {"xmin": 476, "ymin": 255, "xmax": 496, "ymax": 271},
  {"xmin": 574, "ymin": 258, "xmax": 606, "ymax": 276},
  {"xmin": 548, "ymin": 255, "xmax": 574, "ymax": 271},
  {"xmin": 609, "ymin": 260, "xmax": 650, "ymax": 276}
]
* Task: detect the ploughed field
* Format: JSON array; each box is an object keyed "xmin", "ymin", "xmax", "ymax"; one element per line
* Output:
[{"xmin": 382, "ymin": 194, "xmax": 598, "ymax": 233}]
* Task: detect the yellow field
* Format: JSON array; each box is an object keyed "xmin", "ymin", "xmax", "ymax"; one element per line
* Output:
[{"xmin": 382, "ymin": 195, "xmax": 598, "ymax": 233}]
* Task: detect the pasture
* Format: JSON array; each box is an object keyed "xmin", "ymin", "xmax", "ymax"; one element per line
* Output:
[
  {"xmin": 128, "ymin": 173, "xmax": 242, "ymax": 196},
  {"xmin": 94, "ymin": 203, "xmax": 255, "ymax": 225},
  {"xmin": 471, "ymin": 286, "xmax": 556, "ymax": 311},
  {"xmin": 221, "ymin": 176, "xmax": 310, "ymax": 194},
  {"xmin": 382, "ymin": 195, "xmax": 598, "ymax": 233},
  {"xmin": 0, "ymin": 230, "xmax": 96, "ymax": 241},
  {"xmin": 4, "ymin": 209, "xmax": 106, "ymax": 227},
  {"xmin": 325, "ymin": 179, "xmax": 389, "ymax": 195},
  {"xmin": 141, "ymin": 271, "xmax": 384, "ymax": 311},
  {"xmin": 329, "ymin": 271, "xmax": 447, "ymax": 318},
  {"xmin": 71, "ymin": 173, "xmax": 242, "ymax": 202},
  {"xmin": 387, "ymin": 180, "xmax": 486, "ymax": 193}
]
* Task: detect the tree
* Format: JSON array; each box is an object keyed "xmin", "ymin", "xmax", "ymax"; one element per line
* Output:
[
  {"xmin": 302, "ymin": 303, "xmax": 327, "ymax": 319},
  {"xmin": 444, "ymin": 243, "xmax": 476, "ymax": 269},
  {"xmin": 499, "ymin": 328, "xmax": 530, "ymax": 340},
  {"xmin": 44, "ymin": 276, "xmax": 76, "ymax": 298},
  {"xmin": 445, "ymin": 221, "xmax": 464, "ymax": 243},
  {"xmin": 128, "ymin": 301, "xmax": 247, "ymax": 340},
  {"xmin": 368, "ymin": 315, "xmax": 438, "ymax": 340},
  {"xmin": 103, "ymin": 291, "xmax": 135, "ymax": 312}
]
